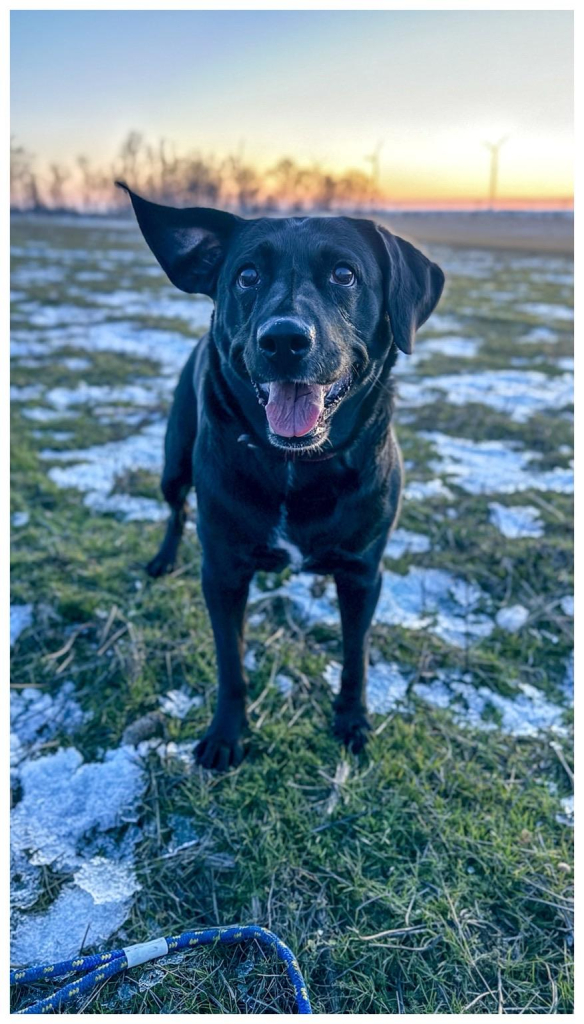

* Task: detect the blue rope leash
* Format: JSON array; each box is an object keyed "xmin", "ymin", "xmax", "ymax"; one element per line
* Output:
[{"xmin": 10, "ymin": 923, "xmax": 312, "ymax": 1014}]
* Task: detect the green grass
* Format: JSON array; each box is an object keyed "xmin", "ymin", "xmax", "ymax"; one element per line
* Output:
[{"xmin": 10, "ymin": 217, "xmax": 573, "ymax": 1013}]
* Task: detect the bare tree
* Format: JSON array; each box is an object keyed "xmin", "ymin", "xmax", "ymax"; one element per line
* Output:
[{"xmin": 11, "ymin": 131, "xmax": 400, "ymax": 215}]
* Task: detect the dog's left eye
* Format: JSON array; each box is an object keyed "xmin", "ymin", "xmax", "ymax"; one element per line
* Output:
[
  {"xmin": 331, "ymin": 264, "xmax": 356, "ymax": 286},
  {"xmin": 238, "ymin": 266, "xmax": 260, "ymax": 288}
]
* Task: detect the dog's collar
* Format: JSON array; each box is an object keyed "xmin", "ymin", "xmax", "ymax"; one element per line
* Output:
[{"xmin": 237, "ymin": 433, "xmax": 338, "ymax": 463}]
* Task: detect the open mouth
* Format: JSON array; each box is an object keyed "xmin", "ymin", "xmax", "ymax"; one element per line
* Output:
[{"xmin": 252, "ymin": 374, "xmax": 352, "ymax": 440}]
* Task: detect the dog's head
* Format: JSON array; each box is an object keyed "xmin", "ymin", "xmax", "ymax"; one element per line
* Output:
[{"xmin": 120, "ymin": 185, "xmax": 444, "ymax": 452}]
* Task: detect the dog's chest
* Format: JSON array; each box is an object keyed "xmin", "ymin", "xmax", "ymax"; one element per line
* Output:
[
  {"xmin": 269, "ymin": 464, "xmax": 307, "ymax": 572},
  {"xmin": 271, "ymin": 503, "xmax": 306, "ymax": 572}
]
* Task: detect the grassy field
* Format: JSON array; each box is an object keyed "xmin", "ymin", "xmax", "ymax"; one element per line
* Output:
[{"xmin": 10, "ymin": 215, "xmax": 573, "ymax": 1013}]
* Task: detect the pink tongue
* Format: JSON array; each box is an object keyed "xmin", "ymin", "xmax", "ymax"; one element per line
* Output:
[{"xmin": 265, "ymin": 382, "xmax": 325, "ymax": 437}]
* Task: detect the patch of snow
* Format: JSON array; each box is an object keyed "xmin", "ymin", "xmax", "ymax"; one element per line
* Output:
[
  {"xmin": 556, "ymin": 794, "xmax": 574, "ymax": 827},
  {"xmin": 376, "ymin": 567, "xmax": 493, "ymax": 648},
  {"xmin": 410, "ymin": 336, "xmax": 481, "ymax": 363},
  {"xmin": 401, "ymin": 370, "xmax": 573, "ymax": 423},
  {"xmin": 11, "ymin": 744, "xmax": 147, "ymax": 965},
  {"xmin": 415, "ymin": 672, "xmax": 566, "ymax": 737},
  {"xmin": 520, "ymin": 326, "xmax": 559, "ymax": 345},
  {"xmin": 244, "ymin": 649, "xmax": 258, "ymax": 672},
  {"xmin": 10, "ymin": 605, "xmax": 33, "ymax": 646},
  {"xmin": 60, "ymin": 356, "xmax": 92, "ymax": 372},
  {"xmin": 11, "ymin": 683, "xmax": 89, "ymax": 757},
  {"xmin": 42, "ymin": 420, "xmax": 167, "ymax": 520},
  {"xmin": 403, "ymin": 478, "xmax": 454, "ymax": 502},
  {"xmin": 74, "ymin": 857, "xmax": 141, "ymax": 905},
  {"xmin": 488, "ymin": 502, "xmax": 544, "ymax": 539},
  {"xmin": 11, "ymin": 745, "xmax": 145, "ymax": 871},
  {"xmin": 87, "ymin": 493, "xmax": 168, "ymax": 522},
  {"xmin": 560, "ymin": 595, "xmax": 574, "ymax": 617},
  {"xmin": 422, "ymin": 433, "xmax": 573, "ymax": 496},
  {"xmin": 159, "ymin": 689, "xmax": 202, "ymax": 719},
  {"xmin": 325, "ymin": 660, "xmax": 409, "ymax": 714},
  {"xmin": 12, "ymin": 511, "xmax": 29, "ymax": 528},
  {"xmin": 274, "ymin": 673, "xmax": 293, "ymax": 696},
  {"xmin": 11, "ymin": 385, "xmax": 44, "ymax": 403},
  {"xmin": 419, "ymin": 313, "xmax": 465, "ymax": 333},
  {"xmin": 22, "ymin": 406, "xmax": 75, "ymax": 423},
  {"xmin": 45, "ymin": 380, "xmax": 170, "ymax": 411},
  {"xmin": 496, "ymin": 605, "xmax": 529, "ymax": 633},
  {"xmin": 519, "ymin": 302, "xmax": 573, "ymax": 322},
  {"xmin": 253, "ymin": 566, "xmax": 493, "ymax": 649},
  {"xmin": 385, "ymin": 528, "xmax": 431, "ymax": 559},
  {"xmin": 11, "ymin": 885, "xmax": 136, "ymax": 966}
]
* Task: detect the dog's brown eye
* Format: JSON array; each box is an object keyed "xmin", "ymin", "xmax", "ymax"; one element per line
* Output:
[
  {"xmin": 238, "ymin": 266, "xmax": 259, "ymax": 288},
  {"xmin": 332, "ymin": 264, "xmax": 355, "ymax": 286}
]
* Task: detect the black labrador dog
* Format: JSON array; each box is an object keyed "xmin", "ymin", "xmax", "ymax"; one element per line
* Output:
[{"xmin": 120, "ymin": 184, "xmax": 444, "ymax": 770}]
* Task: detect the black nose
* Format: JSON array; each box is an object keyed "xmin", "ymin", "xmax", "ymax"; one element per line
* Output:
[{"xmin": 257, "ymin": 316, "xmax": 314, "ymax": 362}]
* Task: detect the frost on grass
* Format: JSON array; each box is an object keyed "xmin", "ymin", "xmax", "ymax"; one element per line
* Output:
[
  {"xmin": 10, "ymin": 604, "xmax": 33, "ymax": 646},
  {"xmin": 488, "ymin": 502, "xmax": 544, "ymax": 539},
  {"xmin": 422, "ymin": 433, "xmax": 573, "ymax": 496}
]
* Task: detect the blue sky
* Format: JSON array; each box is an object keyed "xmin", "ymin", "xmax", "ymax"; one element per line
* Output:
[{"xmin": 11, "ymin": 10, "xmax": 573, "ymax": 202}]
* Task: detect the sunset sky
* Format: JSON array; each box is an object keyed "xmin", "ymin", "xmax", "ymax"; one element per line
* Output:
[{"xmin": 11, "ymin": 10, "xmax": 573, "ymax": 207}]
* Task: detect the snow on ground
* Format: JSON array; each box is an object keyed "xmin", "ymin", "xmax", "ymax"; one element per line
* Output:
[
  {"xmin": 488, "ymin": 502, "xmax": 545, "ymax": 539},
  {"xmin": 10, "ymin": 743, "xmax": 147, "ymax": 964},
  {"xmin": 399, "ymin": 369, "xmax": 573, "ymax": 423},
  {"xmin": 10, "ymin": 605, "xmax": 33, "ymax": 646},
  {"xmin": 421, "ymin": 433, "xmax": 573, "ymax": 496}
]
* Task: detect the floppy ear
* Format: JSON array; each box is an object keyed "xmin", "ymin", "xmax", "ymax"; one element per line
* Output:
[
  {"xmin": 376, "ymin": 226, "xmax": 445, "ymax": 354},
  {"xmin": 116, "ymin": 182, "xmax": 241, "ymax": 297}
]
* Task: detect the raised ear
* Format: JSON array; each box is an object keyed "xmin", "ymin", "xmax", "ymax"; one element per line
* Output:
[
  {"xmin": 376, "ymin": 226, "xmax": 445, "ymax": 354},
  {"xmin": 116, "ymin": 182, "xmax": 241, "ymax": 297}
]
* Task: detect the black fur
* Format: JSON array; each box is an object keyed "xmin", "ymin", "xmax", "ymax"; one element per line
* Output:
[{"xmin": 120, "ymin": 184, "xmax": 444, "ymax": 770}]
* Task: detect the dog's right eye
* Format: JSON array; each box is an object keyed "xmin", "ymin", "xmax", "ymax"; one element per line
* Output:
[{"xmin": 238, "ymin": 266, "xmax": 260, "ymax": 288}]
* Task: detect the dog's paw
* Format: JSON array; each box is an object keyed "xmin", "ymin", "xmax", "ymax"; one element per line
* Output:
[
  {"xmin": 333, "ymin": 703, "xmax": 371, "ymax": 754},
  {"xmin": 145, "ymin": 550, "xmax": 175, "ymax": 578},
  {"xmin": 195, "ymin": 730, "xmax": 245, "ymax": 772}
]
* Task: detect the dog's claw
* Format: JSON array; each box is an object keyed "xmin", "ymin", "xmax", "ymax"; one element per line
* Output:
[
  {"xmin": 195, "ymin": 731, "xmax": 244, "ymax": 771},
  {"xmin": 333, "ymin": 704, "xmax": 371, "ymax": 753}
]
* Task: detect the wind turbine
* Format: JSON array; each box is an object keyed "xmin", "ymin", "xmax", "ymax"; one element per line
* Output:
[{"xmin": 484, "ymin": 136, "xmax": 509, "ymax": 210}]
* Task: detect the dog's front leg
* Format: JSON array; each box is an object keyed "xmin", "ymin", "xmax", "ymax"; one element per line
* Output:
[
  {"xmin": 333, "ymin": 569, "xmax": 382, "ymax": 753},
  {"xmin": 196, "ymin": 560, "xmax": 253, "ymax": 770}
]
